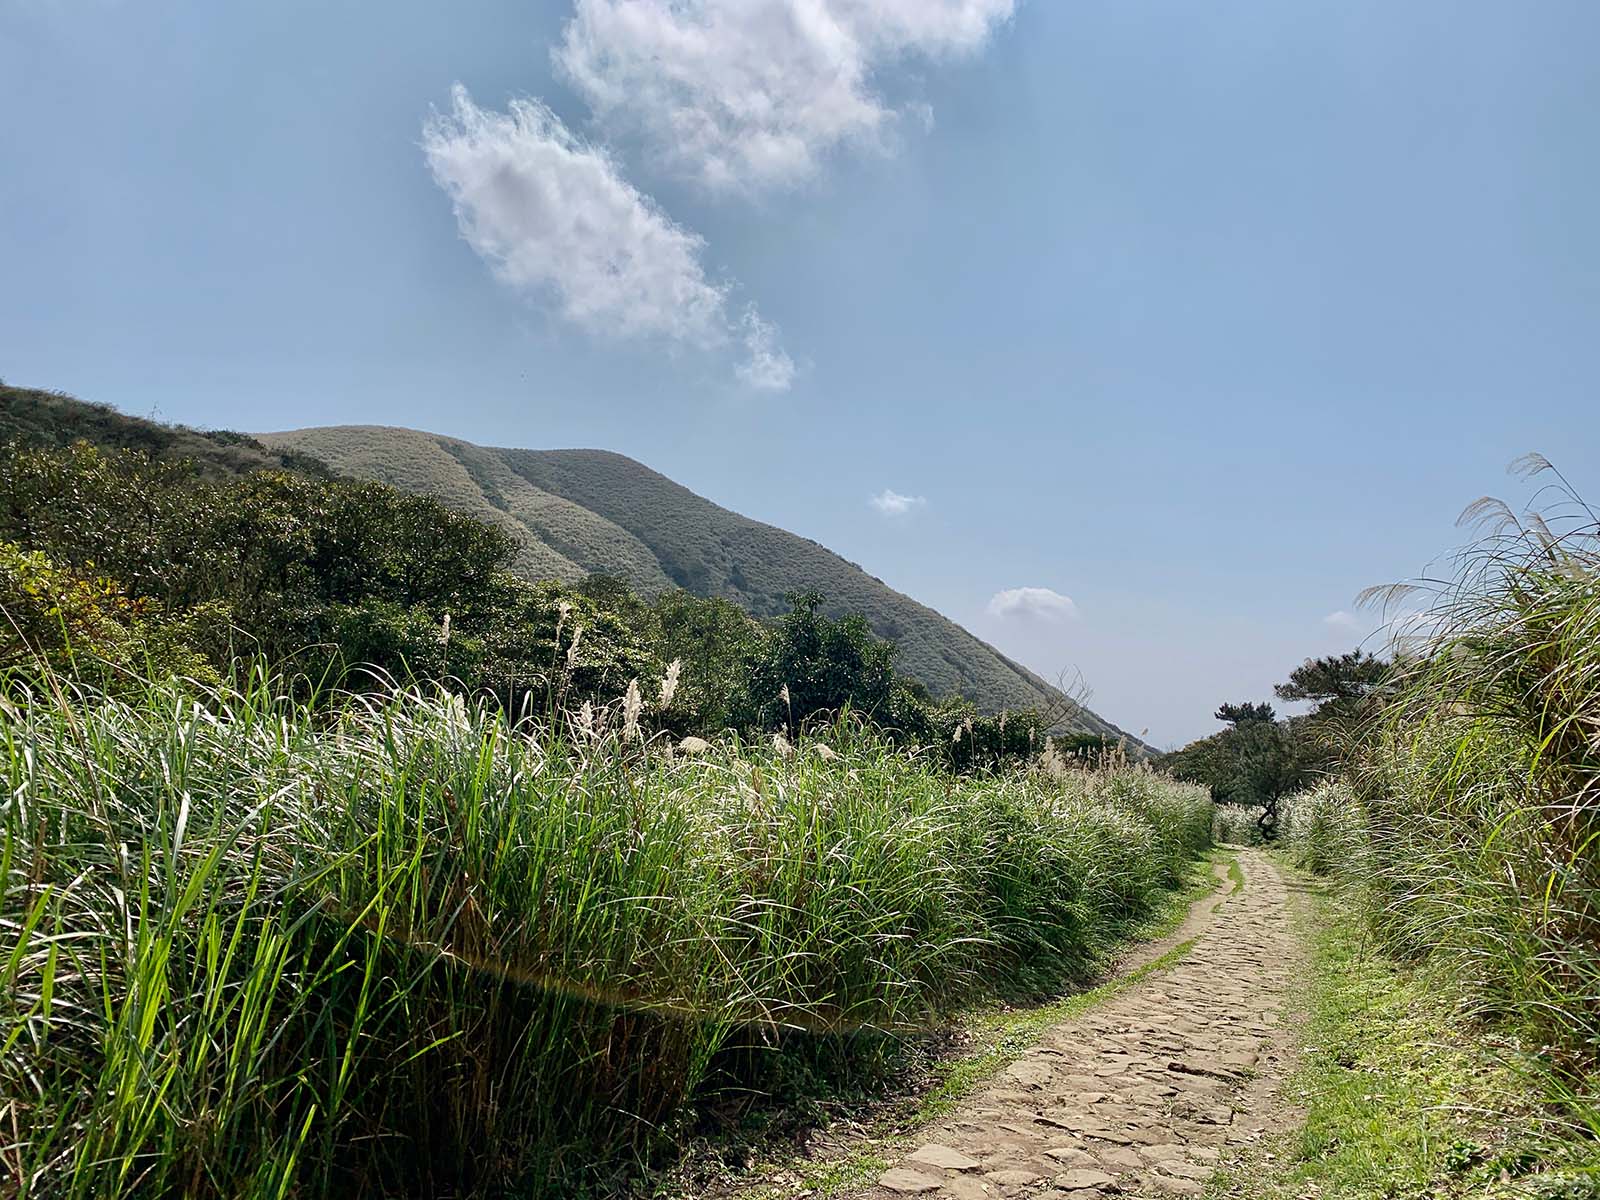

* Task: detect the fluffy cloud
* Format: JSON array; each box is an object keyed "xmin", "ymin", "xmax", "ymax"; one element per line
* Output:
[
  {"xmin": 1323, "ymin": 610, "xmax": 1359, "ymax": 631},
  {"xmin": 554, "ymin": 0, "xmax": 1016, "ymax": 193},
  {"xmin": 422, "ymin": 85, "xmax": 792, "ymax": 387},
  {"xmin": 986, "ymin": 587, "xmax": 1079, "ymax": 622},
  {"xmin": 869, "ymin": 488, "xmax": 926, "ymax": 516},
  {"xmin": 735, "ymin": 305, "xmax": 797, "ymax": 391}
]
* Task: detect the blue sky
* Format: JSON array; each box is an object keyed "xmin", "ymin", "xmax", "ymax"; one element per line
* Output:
[{"xmin": 4, "ymin": 0, "xmax": 1597, "ymax": 747}]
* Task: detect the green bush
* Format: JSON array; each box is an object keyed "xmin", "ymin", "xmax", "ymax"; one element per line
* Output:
[{"xmin": 0, "ymin": 540, "xmax": 222, "ymax": 688}]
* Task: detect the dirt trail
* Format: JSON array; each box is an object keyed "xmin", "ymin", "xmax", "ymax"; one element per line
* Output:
[{"xmin": 857, "ymin": 850, "xmax": 1300, "ymax": 1200}]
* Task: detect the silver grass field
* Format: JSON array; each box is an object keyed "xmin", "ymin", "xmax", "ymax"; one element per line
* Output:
[{"xmin": 0, "ymin": 672, "xmax": 1211, "ymax": 1198}]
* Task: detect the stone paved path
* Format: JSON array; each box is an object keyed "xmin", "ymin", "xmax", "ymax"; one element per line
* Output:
[{"xmin": 858, "ymin": 850, "xmax": 1299, "ymax": 1200}]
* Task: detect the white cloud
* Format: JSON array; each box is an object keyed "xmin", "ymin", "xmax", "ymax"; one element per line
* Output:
[
  {"xmin": 735, "ymin": 304, "xmax": 797, "ymax": 391},
  {"xmin": 986, "ymin": 587, "xmax": 1080, "ymax": 622},
  {"xmin": 422, "ymin": 84, "xmax": 791, "ymax": 388},
  {"xmin": 553, "ymin": 0, "xmax": 1016, "ymax": 194},
  {"xmin": 1323, "ymin": 610, "xmax": 1359, "ymax": 631},
  {"xmin": 869, "ymin": 488, "xmax": 926, "ymax": 516}
]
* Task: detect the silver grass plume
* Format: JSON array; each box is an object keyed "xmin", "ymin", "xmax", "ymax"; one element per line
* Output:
[{"xmin": 623, "ymin": 679, "xmax": 642, "ymax": 742}]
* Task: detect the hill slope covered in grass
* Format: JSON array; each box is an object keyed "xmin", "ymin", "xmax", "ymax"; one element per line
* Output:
[
  {"xmin": 0, "ymin": 385, "xmax": 1135, "ymax": 740},
  {"xmin": 260, "ymin": 424, "xmax": 1133, "ymax": 739}
]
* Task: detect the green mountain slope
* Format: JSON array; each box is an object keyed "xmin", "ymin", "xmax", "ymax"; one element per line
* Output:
[
  {"xmin": 0, "ymin": 385, "xmax": 1138, "ymax": 741},
  {"xmin": 259, "ymin": 424, "xmax": 1136, "ymax": 742}
]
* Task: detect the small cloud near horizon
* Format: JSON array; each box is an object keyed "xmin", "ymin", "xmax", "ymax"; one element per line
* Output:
[
  {"xmin": 986, "ymin": 586, "xmax": 1079, "ymax": 622},
  {"xmin": 870, "ymin": 488, "xmax": 926, "ymax": 517}
]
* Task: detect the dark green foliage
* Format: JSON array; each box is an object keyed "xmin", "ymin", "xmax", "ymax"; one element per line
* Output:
[
  {"xmin": 646, "ymin": 587, "xmax": 771, "ymax": 733},
  {"xmin": 1163, "ymin": 705, "xmax": 1316, "ymax": 837},
  {"xmin": 0, "ymin": 441, "xmax": 518, "ymax": 673},
  {"xmin": 1214, "ymin": 700, "xmax": 1277, "ymax": 726},
  {"xmin": 255, "ymin": 423, "xmax": 1141, "ymax": 743},
  {"xmin": 0, "ymin": 383, "xmax": 334, "ymax": 477},
  {"xmin": 1220, "ymin": 719, "xmax": 1314, "ymax": 830},
  {"xmin": 1052, "ymin": 733, "xmax": 1125, "ymax": 769},
  {"xmin": 475, "ymin": 577, "xmax": 659, "ymax": 709},
  {"xmin": 1275, "ymin": 650, "xmax": 1390, "ymax": 721},
  {"xmin": 1273, "ymin": 651, "xmax": 1392, "ymax": 765},
  {"xmin": 0, "ymin": 441, "xmax": 1050, "ymax": 768},
  {"xmin": 925, "ymin": 701, "xmax": 1047, "ymax": 773},
  {"xmin": 244, "ymin": 577, "xmax": 659, "ymax": 719},
  {"xmin": 754, "ymin": 590, "xmax": 897, "ymax": 729}
]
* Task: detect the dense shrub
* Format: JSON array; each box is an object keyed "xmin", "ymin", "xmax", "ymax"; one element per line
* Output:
[
  {"xmin": 0, "ymin": 540, "xmax": 222, "ymax": 688},
  {"xmin": 0, "ymin": 442, "xmax": 1068, "ymax": 767}
]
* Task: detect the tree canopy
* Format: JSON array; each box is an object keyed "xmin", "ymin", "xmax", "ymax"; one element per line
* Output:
[
  {"xmin": 1274, "ymin": 650, "xmax": 1390, "ymax": 720},
  {"xmin": 1214, "ymin": 700, "xmax": 1277, "ymax": 727}
]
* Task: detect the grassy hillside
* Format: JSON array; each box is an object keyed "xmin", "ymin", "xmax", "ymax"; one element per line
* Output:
[
  {"xmin": 0, "ymin": 383, "xmax": 334, "ymax": 478},
  {"xmin": 260, "ymin": 424, "xmax": 1131, "ymax": 740},
  {"xmin": 0, "ymin": 386, "xmax": 1135, "ymax": 740}
]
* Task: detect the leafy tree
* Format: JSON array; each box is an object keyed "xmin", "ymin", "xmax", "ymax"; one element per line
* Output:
[
  {"xmin": 646, "ymin": 589, "xmax": 770, "ymax": 734},
  {"xmin": 1052, "ymin": 732, "xmax": 1123, "ymax": 768},
  {"xmin": 476, "ymin": 578, "xmax": 658, "ymax": 714},
  {"xmin": 576, "ymin": 573, "xmax": 655, "ymax": 632},
  {"xmin": 922, "ymin": 698, "xmax": 1046, "ymax": 772},
  {"xmin": 320, "ymin": 577, "xmax": 662, "ymax": 717},
  {"xmin": 1220, "ymin": 719, "xmax": 1313, "ymax": 835},
  {"xmin": 1165, "ymin": 702, "xmax": 1313, "ymax": 838},
  {"xmin": 753, "ymin": 591, "xmax": 898, "ymax": 730}
]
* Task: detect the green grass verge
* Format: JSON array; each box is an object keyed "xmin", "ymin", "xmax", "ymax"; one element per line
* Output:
[{"xmin": 1215, "ymin": 872, "xmax": 1600, "ymax": 1200}]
